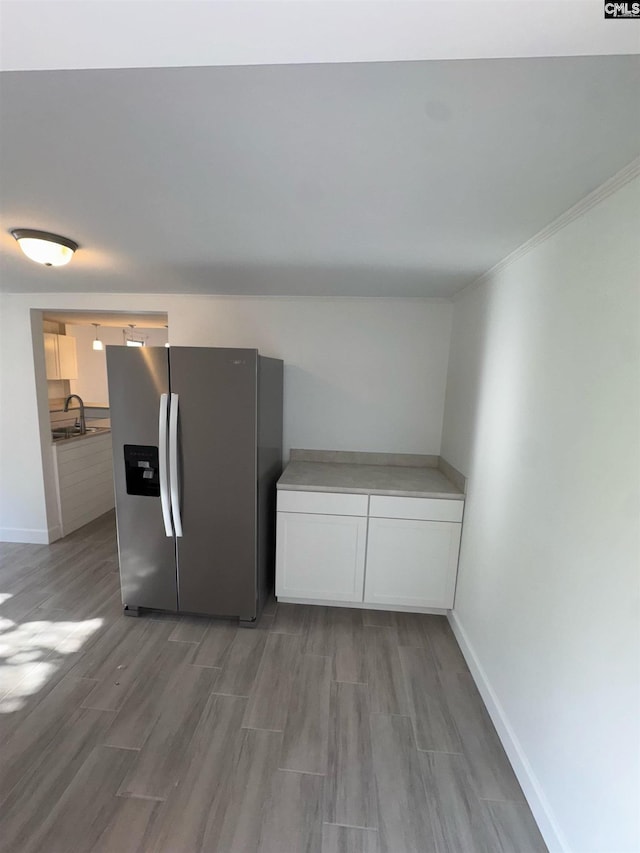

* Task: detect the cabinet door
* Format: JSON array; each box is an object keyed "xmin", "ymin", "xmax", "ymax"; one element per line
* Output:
[
  {"xmin": 364, "ymin": 518, "xmax": 461, "ymax": 609},
  {"xmin": 276, "ymin": 512, "xmax": 367, "ymax": 602},
  {"xmin": 44, "ymin": 332, "xmax": 60, "ymax": 379},
  {"xmin": 57, "ymin": 334, "xmax": 78, "ymax": 379}
]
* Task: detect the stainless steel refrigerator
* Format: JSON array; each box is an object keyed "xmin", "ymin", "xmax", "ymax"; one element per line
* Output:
[{"xmin": 106, "ymin": 346, "xmax": 283, "ymax": 625}]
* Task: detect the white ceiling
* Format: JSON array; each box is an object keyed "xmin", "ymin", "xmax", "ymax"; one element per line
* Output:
[
  {"xmin": 1, "ymin": 1, "xmax": 639, "ymax": 299},
  {"xmin": 1, "ymin": 1, "xmax": 639, "ymax": 72}
]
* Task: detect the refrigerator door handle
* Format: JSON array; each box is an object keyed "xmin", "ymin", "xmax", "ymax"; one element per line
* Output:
[
  {"xmin": 158, "ymin": 393, "xmax": 173, "ymax": 537},
  {"xmin": 169, "ymin": 392, "xmax": 183, "ymax": 537}
]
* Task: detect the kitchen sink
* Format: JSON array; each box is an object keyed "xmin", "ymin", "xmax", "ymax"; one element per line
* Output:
[{"xmin": 52, "ymin": 426, "xmax": 110, "ymax": 441}]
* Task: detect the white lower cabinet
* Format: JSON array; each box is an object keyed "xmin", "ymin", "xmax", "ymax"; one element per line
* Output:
[
  {"xmin": 364, "ymin": 517, "xmax": 460, "ymax": 609},
  {"xmin": 275, "ymin": 489, "xmax": 463, "ymax": 612},
  {"xmin": 52, "ymin": 433, "xmax": 115, "ymax": 539},
  {"xmin": 276, "ymin": 511, "xmax": 367, "ymax": 601}
]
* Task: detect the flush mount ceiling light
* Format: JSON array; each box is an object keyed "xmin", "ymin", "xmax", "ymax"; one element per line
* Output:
[
  {"xmin": 11, "ymin": 229, "xmax": 78, "ymax": 267},
  {"xmin": 92, "ymin": 323, "xmax": 104, "ymax": 351}
]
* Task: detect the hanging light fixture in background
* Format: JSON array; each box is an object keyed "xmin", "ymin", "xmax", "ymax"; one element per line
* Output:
[
  {"xmin": 92, "ymin": 323, "xmax": 104, "ymax": 351},
  {"xmin": 164, "ymin": 323, "xmax": 170, "ymax": 348},
  {"xmin": 11, "ymin": 229, "xmax": 78, "ymax": 267},
  {"xmin": 124, "ymin": 324, "xmax": 145, "ymax": 347}
]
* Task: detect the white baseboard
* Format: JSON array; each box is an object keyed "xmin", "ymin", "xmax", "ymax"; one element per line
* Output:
[
  {"xmin": 277, "ymin": 596, "xmax": 446, "ymax": 615},
  {"xmin": 448, "ymin": 610, "xmax": 569, "ymax": 853},
  {"xmin": 0, "ymin": 527, "xmax": 51, "ymax": 544}
]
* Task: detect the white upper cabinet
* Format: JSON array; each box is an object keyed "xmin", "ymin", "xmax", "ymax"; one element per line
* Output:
[
  {"xmin": 57, "ymin": 334, "xmax": 78, "ymax": 379},
  {"xmin": 44, "ymin": 333, "xmax": 60, "ymax": 379},
  {"xmin": 44, "ymin": 333, "xmax": 78, "ymax": 380}
]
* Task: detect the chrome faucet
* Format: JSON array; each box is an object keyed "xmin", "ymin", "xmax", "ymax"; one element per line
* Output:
[{"xmin": 64, "ymin": 394, "xmax": 86, "ymax": 435}]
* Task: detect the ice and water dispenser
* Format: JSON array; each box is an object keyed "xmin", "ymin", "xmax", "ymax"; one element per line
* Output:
[{"xmin": 123, "ymin": 445, "xmax": 161, "ymax": 497}]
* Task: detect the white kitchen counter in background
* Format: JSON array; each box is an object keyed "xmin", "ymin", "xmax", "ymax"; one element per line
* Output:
[
  {"xmin": 50, "ymin": 424, "xmax": 111, "ymax": 445},
  {"xmin": 51, "ymin": 430, "xmax": 115, "ymax": 538},
  {"xmin": 49, "ymin": 401, "xmax": 109, "ymax": 412}
]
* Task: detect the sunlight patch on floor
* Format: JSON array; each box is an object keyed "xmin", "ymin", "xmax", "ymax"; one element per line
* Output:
[{"xmin": 0, "ymin": 616, "xmax": 103, "ymax": 712}]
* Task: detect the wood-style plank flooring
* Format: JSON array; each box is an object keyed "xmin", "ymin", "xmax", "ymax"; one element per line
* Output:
[{"xmin": 0, "ymin": 511, "xmax": 548, "ymax": 852}]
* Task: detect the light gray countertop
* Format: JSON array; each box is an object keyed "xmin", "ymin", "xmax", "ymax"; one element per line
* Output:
[
  {"xmin": 277, "ymin": 460, "xmax": 464, "ymax": 500},
  {"xmin": 51, "ymin": 427, "xmax": 111, "ymax": 446},
  {"xmin": 49, "ymin": 402, "xmax": 110, "ymax": 412}
]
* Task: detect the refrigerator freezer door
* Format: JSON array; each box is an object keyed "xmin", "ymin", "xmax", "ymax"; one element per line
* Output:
[
  {"xmin": 107, "ymin": 346, "xmax": 178, "ymax": 612},
  {"xmin": 170, "ymin": 347, "xmax": 258, "ymax": 618}
]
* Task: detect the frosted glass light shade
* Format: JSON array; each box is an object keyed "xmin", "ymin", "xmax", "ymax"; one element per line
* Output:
[
  {"xmin": 91, "ymin": 323, "xmax": 103, "ymax": 350},
  {"xmin": 11, "ymin": 229, "xmax": 78, "ymax": 267}
]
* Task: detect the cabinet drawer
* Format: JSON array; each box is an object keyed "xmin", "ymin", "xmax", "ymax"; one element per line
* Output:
[
  {"xmin": 369, "ymin": 495, "xmax": 463, "ymax": 523},
  {"xmin": 277, "ymin": 490, "xmax": 368, "ymax": 517}
]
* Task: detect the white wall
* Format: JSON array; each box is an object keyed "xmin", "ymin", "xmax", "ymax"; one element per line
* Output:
[
  {"xmin": 67, "ymin": 324, "xmax": 168, "ymax": 404},
  {"xmin": 168, "ymin": 297, "xmax": 452, "ymax": 456},
  {"xmin": 0, "ymin": 294, "xmax": 451, "ymax": 541},
  {"xmin": 441, "ymin": 174, "xmax": 640, "ymax": 852},
  {"xmin": 0, "ymin": 306, "xmax": 50, "ymax": 542}
]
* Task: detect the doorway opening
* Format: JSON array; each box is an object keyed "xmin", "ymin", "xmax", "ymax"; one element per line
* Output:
[{"xmin": 35, "ymin": 309, "xmax": 168, "ymax": 541}]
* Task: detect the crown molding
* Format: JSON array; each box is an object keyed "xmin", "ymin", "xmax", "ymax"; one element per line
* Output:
[{"xmin": 454, "ymin": 156, "xmax": 640, "ymax": 302}]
